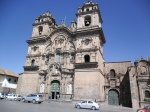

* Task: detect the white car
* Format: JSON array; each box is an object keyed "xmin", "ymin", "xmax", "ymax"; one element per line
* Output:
[
  {"xmin": 22, "ymin": 94, "xmax": 43, "ymax": 104},
  {"xmin": 7, "ymin": 94, "xmax": 22, "ymax": 101},
  {"xmin": 75, "ymin": 100, "xmax": 100, "ymax": 110}
]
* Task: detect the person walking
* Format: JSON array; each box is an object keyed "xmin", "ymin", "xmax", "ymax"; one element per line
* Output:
[{"xmin": 48, "ymin": 96, "xmax": 51, "ymax": 103}]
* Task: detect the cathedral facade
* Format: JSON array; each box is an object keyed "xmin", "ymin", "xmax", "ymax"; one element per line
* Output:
[{"xmin": 16, "ymin": 1, "xmax": 150, "ymax": 109}]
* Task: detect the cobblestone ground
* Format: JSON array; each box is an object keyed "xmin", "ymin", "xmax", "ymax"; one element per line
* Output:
[{"xmin": 0, "ymin": 99, "xmax": 137, "ymax": 112}]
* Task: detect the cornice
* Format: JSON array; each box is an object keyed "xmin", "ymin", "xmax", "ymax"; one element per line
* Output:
[
  {"xmin": 31, "ymin": 35, "xmax": 47, "ymax": 39},
  {"xmin": 24, "ymin": 66, "xmax": 39, "ymax": 71},
  {"xmin": 76, "ymin": 48, "xmax": 98, "ymax": 53},
  {"xmin": 76, "ymin": 9, "xmax": 99, "ymax": 16},
  {"xmin": 76, "ymin": 8, "xmax": 103, "ymax": 24},
  {"xmin": 27, "ymin": 38, "xmax": 46, "ymax": 44},
  {"xmin": 61, "ymin": 70, "xmax": 74, "ymax": 74},
  {"xmin": 75, "ymin": 62, "xmax": 98, "ymax": 69},
  {"xmin": 32, "ymin": 20, "xmax": 53, "ymax": 26},
  {"xmin": 26, "ymin": 54, "xmax": 42, "ymax": 58},
  {"xmin": 76, "ymin": 27, "xmax": 106, "ymax": 44},
  {"xmin": 137, "ymin": 78, "xmax": 150, "ymax": 82},
  {"xmin": 45, "ymin": 50, "xmax": 75, "ymax": 56}
]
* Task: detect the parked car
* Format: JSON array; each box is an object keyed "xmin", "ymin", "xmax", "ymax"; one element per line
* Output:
[
  {"xmin": 137, "ymin": 105, "xmax": 150, "ymax": 112},
  {"xmin": 6, "ymin": 94, "xmax": 16, "ymax": 100},
  {"xmin": 75, "ymin": 100, "xmax": 99, "ymax": 110},
  {"xmin": 0, "ymin": 93, "xmax": 5, "ymax": 100},
  {"xmin": 22, "ymin": 94, "xmax": 43, "ymax": 104},
  {"xmin": 6, "ymin": 94, "xmax": 22, "ymax": 101},
  {"xmin": 16, "ymin": 94, "xmax": 22, "ymax": 101}
]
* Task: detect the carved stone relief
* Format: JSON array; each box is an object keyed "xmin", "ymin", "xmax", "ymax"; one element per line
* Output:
[
  {"xmin": 49, "ymin": 63, "xmax": 61, "ymax": 76},
  {"xmin": 67, "ymin": 84, "xmax": 72, "ymax": 94},
  {"xmin": 39, "ymin": 83, "xmax": 45, "ymax": 93}
]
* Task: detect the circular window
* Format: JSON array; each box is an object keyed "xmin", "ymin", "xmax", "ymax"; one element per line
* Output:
[{"xmin": 84, "ymin": 39, "xmax": 90, "ymax": 45}]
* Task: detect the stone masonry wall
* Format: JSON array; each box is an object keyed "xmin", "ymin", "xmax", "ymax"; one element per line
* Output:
[
  {"xmin": 16, "ymin": 72, "xmax": 39, "ymax": 95},
  {"xmin": 104, "ymin": 61, "xmax": 132, "ymax": 75}
]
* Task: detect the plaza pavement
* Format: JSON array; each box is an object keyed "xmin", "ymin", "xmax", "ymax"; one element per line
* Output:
[{"xmin": 0, "ymin": 99, "xmax": 137, "ymax": 112}]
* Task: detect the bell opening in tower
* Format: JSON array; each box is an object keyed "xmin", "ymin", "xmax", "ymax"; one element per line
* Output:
[{"xmin": 85, "ymin": 16, "xmax": 91, "ymax": 26}]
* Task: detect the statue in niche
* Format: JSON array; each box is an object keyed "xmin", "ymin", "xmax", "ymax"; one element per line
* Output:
[
  {"xmin": 50, "ymin": 63, "xmax": 61, "ymax": 76},
  {"xmin": 67, "ymin": 84, "xmax": 72, "ymax": 94},
  {"xmin": 40, "ymin": 83, "xmax": 45, "ymax": 93}
]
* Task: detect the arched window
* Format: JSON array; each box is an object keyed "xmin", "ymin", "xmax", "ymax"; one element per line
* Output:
[
  {"xmin": 70, "ymin": 54, "xmax": 74, "ymax": 60},
  {"xmin": 86, "ymin": 8, "xmax": 89, "ymax": 11},
  {"xmin": 94, "ymin": 6, "xmax": 97, "ymax": 9},
  {"xmin": 84, "ymin": 16, "xmax": 91, "ymax": 26},
  {"xmin": 141, "ymin": 66, "xmax": 147, "ymax": 75},
  {"xmin": 84, "ymin": 55, "xmax": 90, "ymax": 62},
  {"xmin": 38, "ymin": 26, "xmax": 43, "ymax": 35},
  {"xmin": 145, "ymin": 90, "xmax": 150, "ymax": 98},
  {"xmin": 46, "ymin": 55, "xmax": 49, "ymax": 62},
  {"xmin": 110, "ymin": 69, "xmax": 116, "ymax": 78},
  {"xmin": 56, "ymin": 53, "xmax": 60, "ymax": 63},
  {"xmin": 31, "ymin": 59, "xmax": 35, "ymax": 66}
]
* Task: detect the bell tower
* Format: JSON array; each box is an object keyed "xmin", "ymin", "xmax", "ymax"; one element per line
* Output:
[
  {"xmin": 31, "ymin": 11, "xmax": 56, "ymax": 38},
  {"xmin": 74, "ymin": 1, "xmax": 106, "ymax": 101},
  {"xmin": 76, "ymin": 0, "xmax": 103, "ymax": 29}
]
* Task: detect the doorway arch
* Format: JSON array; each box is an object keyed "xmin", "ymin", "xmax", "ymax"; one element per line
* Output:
[
  {"xmin": 50, "ymin": 80, "xmax": 60, "ymax": 99},
  {"xmin": 108, "ymin": 89, "xmax": 119, "ymax": 105}
]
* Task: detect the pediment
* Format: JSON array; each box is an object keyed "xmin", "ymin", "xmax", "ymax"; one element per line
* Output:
[{"xmin": 47, "ymin": 26, "xmax": 73, "ymax": 40}]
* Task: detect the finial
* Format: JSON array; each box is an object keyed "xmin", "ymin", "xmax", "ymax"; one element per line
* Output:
[
  {"xmin": 61, "ymin": 19, "xmax": 65, "ymax": 24},
  {"xmin": 88, "ymin": 0, "xmax": 92, "ymax": 3},
  {"xmin": 61, "ymin": 16, "xmax": 66, "ymax": 24},
  {"xmin": 141, "ymin": 56, "xmax": 144, "ymax": 60}
]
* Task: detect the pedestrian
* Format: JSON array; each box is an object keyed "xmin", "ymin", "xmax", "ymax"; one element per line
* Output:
[
  {"xmin": 56, "ymin": 94, "xmax": 59, "ymax": 100},
  {"xmin": 48, "ymin": 96, "xmax": 51, "ymax": 103}
]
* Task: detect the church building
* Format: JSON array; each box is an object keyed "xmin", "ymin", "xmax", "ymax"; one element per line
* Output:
[{"xmin": 16, "ymin": 1, "xmax": 150, "ymax": 109}]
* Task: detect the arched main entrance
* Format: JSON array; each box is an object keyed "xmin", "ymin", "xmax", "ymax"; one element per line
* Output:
[
  {"xmin": 108, "ymin": 89, "xmax": 119, "ymax": 105},
  {"xmin": 50, "ymin": 80, "xmax": 60, "ymax": 99}
]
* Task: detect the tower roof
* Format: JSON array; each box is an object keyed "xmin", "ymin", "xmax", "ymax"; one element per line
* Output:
[{"xmin": 33, "ymin": 11, "xmax": 56, "ymax": 26}]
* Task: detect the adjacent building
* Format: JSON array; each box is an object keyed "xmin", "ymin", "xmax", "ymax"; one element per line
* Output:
[
  {"xmin": 16, "ymin": 1, "xmax": 150, "ymax": 109},
  {"xmin": 0, "ymin": 68, "xmax": 18, "ymax": 94}
]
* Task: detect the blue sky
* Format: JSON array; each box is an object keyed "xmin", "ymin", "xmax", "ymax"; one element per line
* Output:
[{"xmin": 0, "ymin": 0, "xmax": 150, "ymax": 74}]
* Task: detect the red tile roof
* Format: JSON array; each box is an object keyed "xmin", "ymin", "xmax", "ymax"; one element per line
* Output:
[{"xmin": 0, "ymin": 68, "xmax": 18, "ymax": 77}]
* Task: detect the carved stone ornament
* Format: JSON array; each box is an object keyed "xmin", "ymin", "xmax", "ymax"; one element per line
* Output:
[
  {"xmin": 84, "ymin": 39, "xmax": 90, "ymax": 45},
  {"xmin": 55, "ymin": 36, "xmax": 65, "ymax": 45}
]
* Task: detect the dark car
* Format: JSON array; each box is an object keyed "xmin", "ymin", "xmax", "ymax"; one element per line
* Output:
[{"xmin": 137, "ymin": 105, "xmax": 150, "ymax": 112}]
